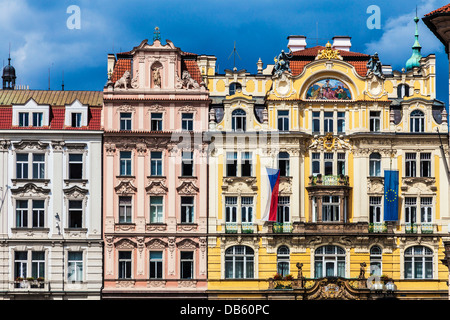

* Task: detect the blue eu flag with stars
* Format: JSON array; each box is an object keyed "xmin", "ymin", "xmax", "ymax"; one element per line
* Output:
[{"xmin": 384, "ymin": 170, "xmax": 399, "ymax": 221}]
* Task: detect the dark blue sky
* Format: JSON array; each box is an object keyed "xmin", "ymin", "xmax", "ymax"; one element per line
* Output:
[{"xmin": 1, "ymin": 0, "xmax": 449, "ymax": 104}]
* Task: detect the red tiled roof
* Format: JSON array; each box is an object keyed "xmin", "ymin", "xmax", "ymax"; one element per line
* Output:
[
  {"xmin": 111, "ymin": 58, "xmax": 132, "ymax": 83},
  {"xmin": 0, "ymin": 107, "xmax": 12, "ymax": 129},
  {"xmin": 292, "ymin": 46, "xmax": 370, "ymax": 58},
  {"xmin": 50, "ymin": 106, "xmax": 65, "ymax": 130},
  {"xmin": 182, "ymin": 59, "xmax": 203, "ymax": 84},
  {"xmin": 425, "ymin": 3, "xmax": 450, "ymax": 16}
]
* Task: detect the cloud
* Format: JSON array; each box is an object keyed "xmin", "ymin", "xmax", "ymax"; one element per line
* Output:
[{"xmin": 364, "ymin": 0, "xmax": 446, "ymax": 70}]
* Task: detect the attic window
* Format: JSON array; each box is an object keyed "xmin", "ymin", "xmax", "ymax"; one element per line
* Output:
[
  {"xmin": 229, "ymin": 83, "xmax": 242, "ymax": 95},
  {"xmin": 65, "ymin": 100, "xmax": 88, "ymax": 127},
  {"xmin": 397, "ymin": 84, "xmax": 409, "ymax": 98}
]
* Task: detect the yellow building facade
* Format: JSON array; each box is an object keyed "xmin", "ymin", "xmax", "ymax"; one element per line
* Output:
[{"xmin": 203, "ymin": 27, "xmax": 450, "ymax": 299}]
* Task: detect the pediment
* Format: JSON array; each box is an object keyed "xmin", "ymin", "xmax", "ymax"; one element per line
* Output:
[
  {"xmin": 115, "ymin": 180, "xmax": 137, "ymax": 195},
  {"xmin": 11, "ymin": 183, "xmax": 50, "ymax": 197},
  {"xmin": 63, "ymin": 185, "xmax": 88, "ymax": 198},
  {"xmin": 176, "ymin": 181, "xmax": 199, "ymax": 195},
  {"xmin": 145, "ymin": 181, "xmax": 168, "ymax": 195}
]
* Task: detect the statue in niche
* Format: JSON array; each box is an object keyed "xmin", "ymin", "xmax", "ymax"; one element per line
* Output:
[
  {"xmin": 152, "ymin": 67, "xmax": 161, "ymax": 88},
  {"xmin": 366, "ymin": 52, "xmax": 383, "ymax": 79}
]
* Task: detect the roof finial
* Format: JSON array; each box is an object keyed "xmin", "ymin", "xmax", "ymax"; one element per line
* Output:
[
  {"xmin": 406, "ymin": 12, "xmax": 422, "ymax": 70},
  {"xmin": 153, "ymin": 26, "xmax": 161, "ymax": 42}
]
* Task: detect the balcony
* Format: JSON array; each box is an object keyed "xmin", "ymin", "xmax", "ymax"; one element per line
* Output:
[
  {"xmin": 404, "ymin": 223, "xmax": 434, "ymax": 234},
  {"xmin": 225, "ymin": 222, "xmax": 254, "ymax": 234},
  {"xmin": 368, "ymin": 222, "xmax": 387, "ymax": 233},
  {"xmin": 12, "ymin": 278, "xmax": 47, "ymax": 290},
  {"xmin": 272, "ymin": 222, "xmax": 293, "ymax": 233},
  {"xmin": 309, "ymin": 174, "xmax": 349, "ymax": 187}
]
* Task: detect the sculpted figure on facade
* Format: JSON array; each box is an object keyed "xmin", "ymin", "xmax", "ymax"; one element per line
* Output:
[{"xmin": 114, "ymin": 70, "xmax": 131, "ymax": 89}]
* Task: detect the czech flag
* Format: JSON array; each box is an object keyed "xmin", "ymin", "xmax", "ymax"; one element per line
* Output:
[{"xmin": 262, "ymin": 168, "xmax": 280, "ymax": 222}]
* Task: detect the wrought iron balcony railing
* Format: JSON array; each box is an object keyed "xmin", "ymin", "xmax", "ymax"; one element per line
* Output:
[
  {"xmin": 272, "ymin": 222, "xmax": 293, "ymax": 233},
  {"xmin": 309, "ymin": 174, "xmax": 350, "ymax": 186}
]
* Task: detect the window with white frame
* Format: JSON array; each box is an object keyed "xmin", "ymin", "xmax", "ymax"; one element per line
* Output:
[
  {"xmin": 277, "ymin": 110, "xmax": 289, "ymax": 131},
  {"xmin": 151, "ymin": 113, "xmax": 163, "ymax": 131},
  {"xmin": 420, "ymin": 153, "xmax": 431, "ymax": 177},
  {"xmin": 150, "ymin": 151, "xmax": 163, "ymax": 176},
  {"xmin": 337, "ymin": 153, "xmax": 345, "ymax": 175},
  {"xmin": 369, "ymin": 196, "xmax": 382, "ymax": 224},
  {"xmin": 32, "ymin": 154, "xmax": 45, "ymax": 179},
  {"xmin": 119, "ymin": 151, "xmax": 132, "ymax": 176},
  {"xmin": 312, "ymin": 153, "xmax": 320, "ymax": 176},
  {"xmin": 324, "ymin": 153, "xmax": 334, "ymax": 175},
  {"xmin": 32, "ymin": 112, "xmax": 43, "ymax": 127},
  {"xmin": 314, "ymin": 245, "xmax": 346, "ymax": 278},
  {"xmin": 180, "ymin": 251, "xmax": 194, "ymax": 279},
  {"xmin": 13, "ymin": 100, "xmax": 49, "ymax": 127},
  {"xmin": 324, "ymin": 112, "xmax": 334, "ymax": 133},
  {"xmin": 405, "ymin": 153, "xmax": 416, "ymax": 177},
  {"xmin": 180, "ymin": 196, "xmax": 194, "ymax": 223},
  {"xmin": 241, "ymin": 197, "xmax": 253, "ymax": 223},
  {"xmin": 226, "ymin": 151, "xmax": 253, "ymax": 177},
  {"xmin": 18, "ymin": 112, "xmax": 29, "ymax": 127},
  {"xmin": 420, "ymin": 197, "xmax": 433, "ymax": 223},
  {"xmin": 118, "ymin": 196, "xmax": 132, "ymax": 223},
  {"xmin": 369, "ymin": 153, "xmax": 381, "ymax": 177},
  {"xmin": 13, "ymin": 251, "xmax": 46, "ymax": 281},
  {"xmin": 150, "ymin": 196, "xmax": 163, "ymax": 223},
  {"xmin": 231, "ymin": 109, "xmax": 246, "ymax": 132},
  {"xmin": 312, "ymin": 111, "xmax": 320, "ymax": 133},
  {"xmin": 118, "ymin": 251, "xmax": 132, "ymax": 279},
  {"xmin": 322, "ymin": 196, "xmax": 340, "ymax": 222},
  {"xmin": 369, "ymin": 111, "xmax": 381, "ymax": 132},
  {"xmin": 225, "ymin": 197, "xmax": 238, "ymax": 223},
  {"xmin": 277, "ymin": 196, "xmax": 290, "ymax": 224},
  {"xmin": 68, "ymin": 200, "xmax": 83, "ymax": 228},
  {"xmin": 15, "ymin": 200, "xmax": 29, "ymax": 228},
  {"xmin": 31, "ymin": 251, "xmax": 45, "ymax": 280},
  {"xmin": 15, "ymin": 153, "xmax": 46, "ymax": 180},
  {"xmin": 337, "ymin": 112, "xmax": 345, "ymax": 133},
  {"xmin": 404, "ymin": 246, "xmax": 433, "ymax": 279},
  {"xmin": 277, "ymin": 245, "xmax": 290, "ymax": 277},
  {"xmin": 405, "ymin": 197, "xmax": 417, "ymax": 224},
  {"xmin": 181, "ymin": 113, "xmax": 194, "ymax": 131},
  {"xmin": 68, "ymin": 251, "xmax": 83, "ymax": 282},
  {"xmin": 120, "ymin": 112, "xmax": 132, "ymax": 131},
  {"xmin": 226, "ymin": 152, "xmax": 237, "ymax": 177},
  {"xmin": 225, "ymin": 245, "xmax": 254, "ymax": 279},
  {"xmin": 71, "ymin": 112, "xmax": 82, "ymax": 127},
  {"xmin": 32, "ymin": 200, "xmax": 45, "ymax": 228},
  {"xmin": 410, "ymin": 110, "xmax": 425, "ymax": 133},
  {"xmin": 278, "ymin": 152, "xmax": 290, "ymax": 177},
  {"xmin": 65, "ymin": 100, "xmax": 88, "ymax": 127},
  {"xmin": 14, "ymin": 251, "xmax": 28, "ymax": 279},
  {"xmin": 149, "ymin": 251, "xmax": 163, "ymax": 279},
  {"xmin": 15, "ymin": 199, "xmax": 45, "ymax": 228},
  {"xmin": 241, "ymin": 152, "xmax": 252, "ymax": 177},
  {"xmin": 181, "ymin": 151, "xmax": 193, "ymax": 176},
  {"xmin": 68, "ymin": 153, "xmax": 83, "ymax": 179},
  {"xmin": 16, "ymin": 153, "xmax": 29, "ymax": 179},
  {"xmin": 370, "ymin": 246, "xmax": 382, "ymax": 276}
]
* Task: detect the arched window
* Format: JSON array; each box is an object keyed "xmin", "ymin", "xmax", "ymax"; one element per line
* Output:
[
  {"xmin": 370, "ymin": 246, "xmax": 382, "ymax": 276},
  {"xmin": 229, "ymin": 82, "xmax": 242, "ymax": 95},
  {"xmin": 410, "ymin": 110, "xmax": 424, "ymax": 133},
  {"xmin": 225, "ymin": 245, "xmax": 254, "ymax": 279},
  {"xmin": 277, "ymin": 246, "xmax": 290, "ymax": 277},
  {"xmin": 314, "ymin": 245, "xmax": 346, "ymax": 278},
  {"xmin": 397, "ymin": 84, "xmax": 410, "ymax": 98},
  {"xmin": 232, "ymin": 109, "xmax": 246, "ymax": 132},
  {"xmin": 404, "ymin": 246, "xmax": 433, "ymax": 279},
  {"xmin": 369, "ymin": 153, "xmax": 381, "ymax": 177},
  {"xmin": 278, "ymin": 152, "xmax": 290, "ymax": 177}
]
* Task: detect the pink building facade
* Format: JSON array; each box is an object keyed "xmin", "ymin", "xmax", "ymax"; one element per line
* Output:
[{"xmin": 101, "ymin": 37, "xmax": 210, "ymax": 298}]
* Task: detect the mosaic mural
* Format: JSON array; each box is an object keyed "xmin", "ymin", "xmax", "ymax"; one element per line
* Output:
[{"xmin": 305, "ymin": 79, "xmax": 351, "ymax": 100}]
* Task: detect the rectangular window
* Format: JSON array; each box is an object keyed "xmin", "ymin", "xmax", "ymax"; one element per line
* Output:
[
  {"xmin": 420, "ymin": 197, "xmax": 432, "ymax": 223},
  {"xmin": 277, "ymin": 110, "xmax": 289, "ymax": 131},
  {"xmin": 120, "ymin": 151, "xmax": 132, "ymax": 176},
  {"xmin": 405, "ymin": 153, "xmax": 416, "ymax": 177},
  {"xmin": 278, "ymin": 153, "xmax": 290, "ymax": 177},
  {"xmin": 68, "ymin": 154, "xmax": 83, "ymax": 179},
  {"xmin": 120, "ymin": 112, "xmax": 132, "ymax": 131},
  {"xmin": 324, "ymin": 112, "xmax": 334, "ymax": 133},
  {"xmin": 226, "ymin": 152, "xmax": 237, "ymax": 177},
  {"xmin": 241, "ymin": 152, "xmax": 252, "ymax": 177},
  {"xmin": 149, "ymin": 251, "xmax": 163, "ymax": 279},
  {"xmin": 312, "ymin": 153, "xmax": 320, "ymax": 175},
  {"xmin": 32, "ymin": 200, "xmax": 45, "ymax": 228},
  {"xmin": 180, "ymin": 196, "xmax": 194, "ymax": 223},
  {"xmin": 337, "ymin": 112, "xmax": 345, "ymax": 133},
  {"xmin": 68, "ymin": 200, "xmax": 83, "ymax": 228},
  {"xmin": 181, "ymin": 113, "xmax": 193, "ymax": 131},
  {"xmin": 337, "ymin": 153, "xmax": 345, "ymax": 176},
  {"xmin": 150, "ymin": 151, "xmax": 163, "ymax": 176},
  {"xmin": 225, "ymin": 197, "xmax": 238, "ymax": 223},
  {"xmin": 71, "ymin": 113, "xmax": 82, "ymax": 127},
  {"xmin": 31, "ymin": 251, "xmax": 45, "ymax": 279},
  {"xmin": 181, "ymin": 151, "xmax": 193, "ymax": 176},
  {"xmin": 119, "ymin": 196, "xmax": 132, "ymax": 223},
  {"xmin": 180, "ymin": 251, "xmax": 194, "ymax": 279},
  {"xmin": 14, "ymin": 251, "xmax": 28, "ymax": 279},
  {"xmin": 32, "ymin": 112, "xmax": 43, "ymax": 127},
  {"xmin": 312, "ymin": 112, "xmax": 320, "ymax": 133},
  {"xmin": 241, "ymin": 197, "xmax": 253, "ymax": 223},
  {"xmin": 370, "ymin": 111, "xmax": 381, "ymax": 132},
  {"xmin": 369, "ymin": 196, "xmax": 382, "ymax": 223},
  {"xmin": 151, "ymin": 113, "xmax": 163, "ymax": 131},
  {"xmin": 32, "ymin": 154, "xmax": 45, "ymax": 179},
  {"xmin": 322, "ymin": 196, "xmax": 340, "ymax": 222},
  {"xmin": 16, "ymin": 153, "xmax": 29, "ymax": 179},
  {"xmin": 324, "ymin": 153, "xmax": 334, "ymax": 176},
  {"xmin": 277, "ymin": 196, "xmax": 290, "ymax": 223},
  {"xmin": 150, "ymin": 196, "xmax": 163, "ymax": 223},
  {"xmin": 68, "ymin": 252, "xmax": 83, "ymax": 282},
  {"xmin": 18, "ymin": 112, "xmax": 29, "ymax": 127},
  {"xmin": 405, "ymin": 197, "xmax": 417, "ymax": 223},
  {"xmin": 118, "ymin": 251, "xmax": 132, "ymax": 279},
  {"xmin": 16, "ymin": 200, "xmax": 28, "ymax": 228},
  {"xmin": 420, "ymin": 153, "xmax": 431, "ymax": 177}
]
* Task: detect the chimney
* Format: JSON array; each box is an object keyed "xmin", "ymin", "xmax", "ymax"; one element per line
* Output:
[
  {"xmin": 332, "ymin": 36, "xmax": 352, "ymax": 52},
  {"xmin": 107, "ymin": 53, "xmax": 116, "ymax": 80},
  {"xmin": 287, "ymin": 35, "xmax": 307, "ymax": 52}
]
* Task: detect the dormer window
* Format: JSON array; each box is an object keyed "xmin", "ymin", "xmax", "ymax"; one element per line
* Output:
[
  {"xmin": 229, "ymin": 82, "xmax": 242, "ymax": 95},
  {"xmin": 18, "ymin": 112, "xmax": 29, "ymax": 127},
  {"xmin": 231, "ymin": 109, "xmax": 246, "ymax": 132},
  {"xmin": 13, "ymin": 99, "xmax": 49, "ymax": 127},
  {"xmin": 398, "ymin": 84, "xmax": 410, "ymax": 98},
  {"xmin": 410, "ymin": 110, "xmax": 424, "ymax": 133},
  {"xmin": 32, "ymin": 112, "xmax": 43, "ymax": 127},
  {"xmin": 65, "ymin": 100, "xmax": 88, "ymax": 128}
]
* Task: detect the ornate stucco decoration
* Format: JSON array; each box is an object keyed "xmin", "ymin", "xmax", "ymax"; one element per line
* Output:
[
  {"xmin": 222, "ymin": 177, "xmax": 258, "ymax": 193},
  {"xmin": 115, "ymin": 238, "xmax": 136, "ymax": 249},
  {"xmin": 401, "ymin": 177, "xmax": 437, "ymax": 193},
  {"xmin": 146, "ymin": 238, "xmax": 168, "ymax": 249},
  {"xmin": 145, "ymin": 180, "xmax": 168, "ymax": 195},
  {"xmin": 147, "ymin": 104, "xmax": 165, "ymax": 113},
  {"xmin": 308, "ymin": 133, "xmax": 352, "ymax": 151},
  {"xmin": 177, "ymin": 238, "xmax": 199, "ymax": 249},
  {"xmin": 11, "ymin": 183, "xmax": 50, "ymax": 197},
  {"xmin": 51, "ymin": 140, "xmax": 66, "ymax": 152},
  {"xmin": 178, "ymin": 105, "xmax": 197, "ymax": 114},
  {"xmin": 13, "ymin": 140, "xmax": 49, "ymax": 151},
  {"xmin": 176, "ymin": 180, "xmax": 199, "ymax": 195},
  {"xmin": 279, "ymin": 176, "xmax": 293, "ymax": 194},
  {"xmin": 146, "ymin": 137, "xmax": 170, "ymax": 150},
  {"xmin": 316, "ymin": 42, "xmax": 343, "ymax": 60},
  {"xmin": 114, "ymin": 70, "xmax": 132, "ymax": 90},
  {"xmin": 104, "ymin": 142, "xmax": 116, "ymax": 155},
  {"xmin": 63, "ymin": 185, "xmax": 88, "ymax": 199},
  {"xmin": 271, "ymin": 72, "xmax": 297, "ymax": 98},
  {"xmin": 117, "ymin": 104, "xmax": 135, "ymax": 113},
  {"xmin": 114, "ymin": 180, "xmax": 137, "ymax": 195},
  {"xmin": 367, "ymin": 177, "xmax": 384, "ymax": 194},
  {"xmin": 131, "ymin": 70, "xmax": 139, "ymax": 89},
  {"xmin": 0, "ymin": 139, "xmax": 11, "ymax": 151},
  {"xmin": 175, "ymin": 70, "xmax": 200, "ymax": 89},
  {"xmin": 307, "ymin": 278, "xmax": 361, "ymax": 300}
]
